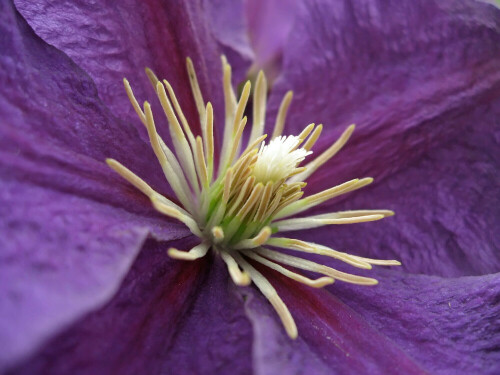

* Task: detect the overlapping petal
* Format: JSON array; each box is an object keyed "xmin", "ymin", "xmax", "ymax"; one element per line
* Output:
[
  {"xmin": 240, "ymin": 267, "xmax": 427, "ymax": 375},
  {"xmin": 0, "ymin": 2, "xmax": 188, "ymax": 370},
  {"xmin": 261, "ymin": 0, "xmax": 500, "ymax": 277},
  {"xmin": 296, "ymin": 101, "xmax": 500, "ymax": 277},
  {"xmin": 14, "ymin": 0, "xmax": 251, "ymax": 134},
  {"xmin": 333, "ymin": 269, "xmax": 500, "ymax": 375},
  {"xmin": 7, "ymin": 248, "xmax": 253, "ymax": 375},
  {"xmin": 266, "ymin": 0, "xmax": 500, "ymax": 188}
]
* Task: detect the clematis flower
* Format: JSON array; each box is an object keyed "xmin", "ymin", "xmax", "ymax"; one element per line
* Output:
[{"xmin": 1, "ymin": 1, "xmax": 500, "ymax": 375}]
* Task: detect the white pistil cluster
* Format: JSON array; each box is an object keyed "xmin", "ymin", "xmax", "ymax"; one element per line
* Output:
[
  {"xmin": 253, "ymin": 135, "xmax": 311, "ymax": 183},
  {"xmin": 107, "ymin": 56, "xmax": 400, "ymax": 339}
]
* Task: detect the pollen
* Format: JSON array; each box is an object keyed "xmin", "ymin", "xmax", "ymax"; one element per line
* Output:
[{"xmin": 107, "ymin": 56, "xmax": 401, "ymax": 340}]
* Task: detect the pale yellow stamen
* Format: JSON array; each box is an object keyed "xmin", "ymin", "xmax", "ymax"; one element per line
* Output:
[
  {"xmin": 233, "ymin": 252, "xmax": 298, "ymax": 339},
  {"xmin": 233, "ymin": 226, "xmax": 272, "ymax": 249},
  {"xmin": 278, "ymin": 178, "xmax": 375, "ymax": 219},
  {"xmin": 291, "ymin": 124, "xmax": 355, "ymax": 182},
  {"xmin": 244, "ymin": 251, "xmax": 334, "ymax": 288},
  {"xmin": 271, "ymin": 90, "xmax": 293, "ymax": 139},
  {"xmin": 274, "ymin": 212, "xmax": 388, "ymax": 231},
  {"xmin": 162, "ymin": 79, "xmax": 197, "ymax": 148},
  {"xmin": 143, "ymin": 102, "xmax": 194, "ymax": 213},
  {"xmin": 205, "ymin": 102, "xmax": 214, "ymax": 181},
  {"xmin": 249, "ymin": 71, "xmax": 268, "ymax": 144},
  {"xmin": 302, "ymin": 124, "xmax": 323, "ymax": 151},
  {"xmin": 211, "ymin": 226, "xmax": 224, "ymax": 243},
  {"xmin": 151, "ymin": 197, "xmax": 202, "ymax": 237},
  {"xmin": 266, "ymin": 237, "xmax": 373, "ymax": 269},
  {"xmin": 186, "ymin": 57, "xmax": 206, "ymax": 128},
  {"xmin": 256, "ymin": 248, "xmax": 378, "ymax": 285},
  {"xmin": 168, "ymin": 242, "xmax": 210, "ymax": 261},
  {"xmin": 220, "ymin": 251, "xmax": 251, "ymax": 286},
  {"xmin": 156, "ymin": 81, "xmax": 200, "ymax": 195}
]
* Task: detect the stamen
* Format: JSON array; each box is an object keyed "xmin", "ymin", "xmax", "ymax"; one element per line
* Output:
[
  {"xmin": 220, "ymin": 251, "xmax": 251, "ymax": 286},
  {"xmin": 227, "ymin": 116, "xmax": 248, "ymax": 166},
  {"xmin": 249, "ymin": 71, "xmax": 267, "ymax": 144},
  {"xmin": 151, "ymin": 197, "xmax": 202, "ymax": 237},
  {"xmin": 266, "ymin": 237, "xmax": 373, "ymax": 269},
  {"xmin": 254, "ymin": 182, "xmax": 273, "ymax": 222},
  {"xmin": 291, "ymin": 124, "xmax": 355, "ymax": 182},
  {"xmin": 143, "ymin": 102, "xmax": 194, "ymax": 212},
  {"xmin": 195, "ymin": 136, "xmax": 209, "ymax": 188},
  {"xmin": 302, "ymin": 124, "xmax": 323, "ymax": 151},
  {"xmin": 233, "ymin": 226, "xmax": 272, "ymax": 249},
  {"xmin": 220, "ymin": 81, "xmax": 251, "ymax": 170},
  {"xmin": 106, "ymin": 158, "xmax": 188, "ymax": 215},
  {"xmin": 168, "ymin": 242, "xmax": 210, "ymax": 260},
  {"xmin": 162, "ymin": 79, "xmax": 197, "ymax": 148},
  {"xmin": 220, "ymin": 56, "xmax": 237, "ymax": 165},
  {"xmin": 235, "ymin": 183, "xmax": 264, "ymax": 219},
  {"xmin": 256, "ymin": 248, "xmax": 379, "ymax": 285},
  {"xmin": 205, "ymin": 102, "xmax": 214, "ymax": 181},
  {"xmin": 244, "ymin": 251, "xmax": 335, "ymax": 288},
  {"xmin": 156, "ymin": 81, "xmax": 200, "ymax": 195},
  {"xmin": 186, "ymin": 57, "xmax": 206, "ymax": 127},
  {"xmin": 274, "ymin": 213, "xmax": 386, "ymax": 231},
  {"xmin": 145, "ymin": 67, "xmax": 159, "ymax": 88},
  {"xmin": 123, "ymin": 78, "xmax": 146, "ymax": 125},
  {"xmin": 226, "ymin": 176, "xmax": 256, "ymax": 217},
  {"xmin": 271, "ymin": 91, "xmax": 293, "ymax": 139},
  {"xmin": 274, "ymin": 178, "xmax": 374, "ymax": 219},
  {"xmin": 212, "ymin": 226, "xmax": 224, "ymax": 243},
  {"xmin": 293, "ymin": 123, "xmax": 315, "ymax": 150},
  {"xmin": 232, "ymin": 252, "xmax": 298, "ymax": 339},
  {"xmin": 350, "ymin": 255, "xmax": 401, "ymax": 266}
]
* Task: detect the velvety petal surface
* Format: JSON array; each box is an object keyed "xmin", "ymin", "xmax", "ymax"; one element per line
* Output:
[
  {"xmin": 266, "ymin": 0, "xmax": 500, "ymax": 277},
  {"xmin": 0, "ymin": 2, "xmax": 189, "ymax": 370},
  {"xmin": 7, "ymin": 246, "xmax": 253, "ymax": 375},
  {"xmin": 295, "ymin": 101, "xmax": 500, "ymax": 277},
  {"xmin": 266, "ymin": 0, "xmax": 500, "ymax": 186},
  {"xmin": 332, "ymin": 269, "xmax": 500, "ymax": 375},
  {"xmin": 0, "ymin": 180, "xmax": 188, "ymax": 372},
  {"xmin": 239, "ymin": 267, "xmax": 427, "ymax": 375},
  {"xmin": 14, "ymin": 0, "xmax": 251, "ymax": 134}
]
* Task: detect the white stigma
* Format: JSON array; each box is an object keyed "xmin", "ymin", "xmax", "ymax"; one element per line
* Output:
[
  {"xmin": 253, "ymin": 136, "xmax": 312, "ymax": 183},
  {"xmin": 108, "ymin": 56, "xmax": 401, "ymax": 340}
]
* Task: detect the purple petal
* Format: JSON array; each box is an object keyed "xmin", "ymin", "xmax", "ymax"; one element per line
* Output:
[
  {"xmin": 208, "ymin": 0, "xmax": 254, "ymax": 81},
  {"xmin": 240, "ymin": 268, "xmax": 427, "ymax": 375},
  {"xmin": 8, "ymin": 249, "xmax": 253, "ymax": 375},
  {"xmin": 1, "ymin": 1, "xmax": 174, "ymax": 193},
  {"xmin": 333, "ymin": 270, "xmax": 500, "ymax": 375},
  {"xmin": 0, "ymin": 180, "xmax": 188, "ymax": 372},
  {"xmin": 296, "ymin": 101, "xmax": 500, "ymax": 277},
  {"xmin": 14, "ymin": 0, "xmax": 251, "ymax": 133},
  {"xmin": 0, "ymin": 2, "xmax": 190, "ymax": 369},
  {"xmin": 245, "ymin": 0, "xmax": 299, "ymax": 80},
  {"xmin": 267, "ymin": 0, "xmax": 500, "ymax": 187}
]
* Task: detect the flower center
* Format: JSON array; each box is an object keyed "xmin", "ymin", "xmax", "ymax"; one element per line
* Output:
[{"xmin": 107, "ymin": 56, "xmax": 400, "ymax": 339}]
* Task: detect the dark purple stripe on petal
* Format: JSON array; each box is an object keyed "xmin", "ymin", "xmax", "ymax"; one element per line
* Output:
[
  {"xmin": 266, "ymin": 0, "xmax": 500, "ymax": 190},
  {"xmin": 7, "ymin": 250, "xmax": 253, "ymax": 375},
  {"xmin": 296, "ymin": 102, "xmax": 500, "ymax": 277},
  {"xmin": 241, "ymin": 266, "xmax": 427, "ymax": 375},
  {"xmin": 333, "ymin": 269, "xmax": 500, "ymax": 375},
  {"xmin": 14, "ymin": 0, "xmax": 251, "ymax": 139}
]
